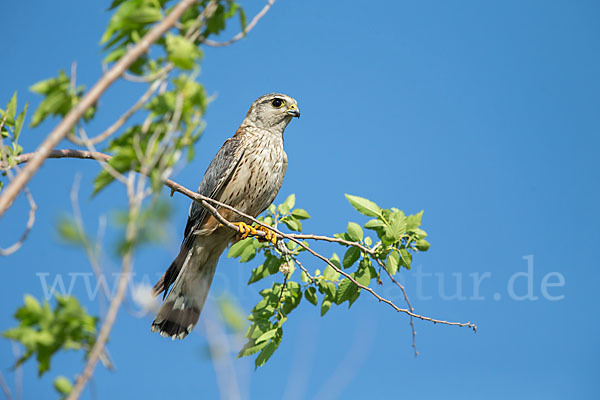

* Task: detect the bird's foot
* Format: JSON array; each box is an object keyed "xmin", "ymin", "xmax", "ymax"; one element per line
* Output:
[
  {"xmin": 257, "ymin": 225, "xmax": 277, "ymax": 244},
  {"xmin": 232, "ymin": 222, "xmax": 277, "ymax": 244},
  {"xmin": 233, "ymin": 222, "xmax": 258, "ymax": 239}
]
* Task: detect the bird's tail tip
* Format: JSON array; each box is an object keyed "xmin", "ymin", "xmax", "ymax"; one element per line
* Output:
[{"xmin": 151, "ymin": 299, "xmax": 200, "ymax": 340}]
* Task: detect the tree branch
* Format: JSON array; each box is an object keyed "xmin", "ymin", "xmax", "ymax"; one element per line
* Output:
[
  {"xmin": 3, "ymin": 148, "xmax": 477, "ymax": 334},
  {"xmin": 0, "ymin": 0, "xmax": 199, "ymax": 218},
  {"xmin": 203, "ymin": 0, "xmax": 276, "ymax": 47},
  {"xmin": 66, "ymin": 174, "xmax": 139, "ymax": 400}
]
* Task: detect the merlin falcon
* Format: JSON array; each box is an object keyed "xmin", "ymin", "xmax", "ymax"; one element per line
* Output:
[{"xmin": 151, "ymin": 93, "xmax": 300, "ymax": 339}]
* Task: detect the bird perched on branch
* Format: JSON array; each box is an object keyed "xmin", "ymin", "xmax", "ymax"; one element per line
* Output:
[{"xmin": 151, "ymin": 93, "xmax": 300, "ymax": 339}]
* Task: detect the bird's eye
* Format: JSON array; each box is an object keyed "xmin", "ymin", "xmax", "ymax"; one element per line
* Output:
[{"xmin": 271, "ymin": 98, "xmax": 285, "ymax": 108}]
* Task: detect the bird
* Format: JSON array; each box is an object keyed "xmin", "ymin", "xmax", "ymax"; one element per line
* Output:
[{"xmin": 151, "ymin": 93, "xmax": 300, "ymax": 339}]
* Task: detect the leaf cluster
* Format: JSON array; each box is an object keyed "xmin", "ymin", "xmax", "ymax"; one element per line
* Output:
[
  {"xmin": 0, "ymin": 92, "xmax": 29, "ymax": 181},
  {"xmin": 2, "ymin": 295, "xmax": 98, "ymax": 377},
  {"xmin": 227, "ymin": 193, "xmax": 429, "ymax": 367}
]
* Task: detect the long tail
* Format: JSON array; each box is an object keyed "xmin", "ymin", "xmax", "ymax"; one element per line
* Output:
[{"xmin": 151, "ymin": 248, "xmax": 219, "ymax": 340}]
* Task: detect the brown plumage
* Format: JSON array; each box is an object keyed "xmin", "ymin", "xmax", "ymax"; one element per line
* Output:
[{"xmin": 151, "ymin": 93, "xmax": 300, "ymax": 339}]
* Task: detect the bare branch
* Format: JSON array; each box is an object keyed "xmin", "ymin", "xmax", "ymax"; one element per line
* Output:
[
  {"xmin": 374, "ymin": 257, "xmax": 418, "ymax": 355},
  {"xmin": 203, "ymin": 0, "xmax": 276, "ymax": 47},
  {"xmin": 0, "ymin": 186, "xmax": 36, "ymax": 256},
  {"xmin": 3, "ymin": 149, "xmax": 109, "ymax": 166},
  {"xmin": 0, "ymin": 0, "xmax": 200, "ymax": 218},
  {"xmin": 288, "ymin": 253, "xmax": 314, "ymax": 283},
  {"xmin": 0, "ymin": 371, "xmax": 12, "ymax": 400},
  {"xmin": 66, "ymin": 174, "xmax": 140, "ymax": 400},
  {"xmin": 69, "ymin": 174, "xmax": 108, "ymax": 316}
]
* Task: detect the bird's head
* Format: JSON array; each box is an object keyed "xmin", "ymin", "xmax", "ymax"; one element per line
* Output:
[{"xmin": 244, "ymin": 93, "xmax": 300, "ymax": 131}]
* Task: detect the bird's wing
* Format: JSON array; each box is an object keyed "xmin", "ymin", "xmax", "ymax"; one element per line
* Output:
[
  {"xmin": 183, "ymin": 135, "xmax": 245, "ymax": 240},
  {"xmin": 152, "ymin": 135, "xmax": 245, "ymax": 301}
]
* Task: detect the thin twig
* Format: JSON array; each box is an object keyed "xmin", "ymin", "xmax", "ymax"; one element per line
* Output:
[
  {"xmin": 374, "ymin": 257, "xmax": 418, "ymax": 355},
  {"xmin": 77, "ymin": 127, "xmax": 128, "ymax": 185},
  {"xmin": 292, "ymin": 233, "xmax": 375, "ymax": 255},
  {"xmin": 11, "ymin": 343, "xmax": 22, "ymax": 400},
  {"xmin": 68, "ymin": 73, "xmax": 168, "ymax": 146},
  {"xmin": 203, "ymin": 0, "xmax": 276, "ymax": 47},
  {"xmin": 0, "ymin": 371, "xmax": 12, "ymax": 400},
  {"xmin": 0, "ymin": 0, "xmax": 200, "ymax": 218},
  {"xmin": 0, "ymin": 186, "xmax": 36, "ymax": 256},
  {"xmin": 277, "ymin": 273, "xmax": 289, "ymax": 309},
  {"xmin": 289, "ymin": 253, "xmax": 314, "ymax": 283},
  {"xmin": 70, "ymin": 174, "xmax": 107, "ymax": 316}
]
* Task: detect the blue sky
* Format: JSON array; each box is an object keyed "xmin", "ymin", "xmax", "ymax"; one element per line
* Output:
[{"xmin": 1, "ymin": 0, "xmax": 599, "ymax": 398}]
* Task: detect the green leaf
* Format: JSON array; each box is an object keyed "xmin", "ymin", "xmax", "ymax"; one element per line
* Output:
[
  {"xmin": 345, "ymin": 194, "xmax": 382, "ymax": 217},
  {"xmin": 255, "ymin": 330, "xmax": 282, "ymax": 368},
  {"xmin": 304, "ymin": 287, "xmax": 318, "ymax": 305},
  {"xmin": 239, "ymin": 240, "xmax": 258, "ymax": 262},
  {"xmin": 217, "ymin": 296, "xmax": 246, "ymax": 333},
  {"xmin": 278, "ymin": 194, "xmax": 295, "ymax": 215},
  {"xmin": 255, "ymin": 328, "xmax": 278, "ymax": 344},
  {"xmin": 14, "ymin": 103, "xmax": 28, "ymax": 140},
  {"xmin": 336, "ymin": 278, "xmax": 360, "ymax": 306},
  {"xmin": 53, "ymin": 376, "xmax": 73, "ymax": 395},
  {"xmin": 29, "ymin": 71, "xmax": 76, "ymax": 127},
  {"xmin": 318, "ymin": 281, "xmax": 336, "ymax": 298},
  {"xmin": 126, "ymin": 6, "xmax": 162, "ymax": 24},
  {"xmin": 7, "ymin": 92, "xmax": 17, "ymax": 122},
  {"xmin": 416, "ymin": 238, "xmax": 430, "ymax": 251},
  {"xmin": 2, "ymin": 295, "xmax": 97, "ymax": 378},
  {"xmin": 24, "ymin": 294, "xmax": 41, "ymax": 310},
  {"xmin": 388, "ymin": 211, "xmax": 407, "ymax": 242},
  {"xmin": 346, "ymin": 222, "xmax": 363, "ymax": 242},
  {"xmin": 282, "ymin": 217, "xmax": 302, "ymax": 232},
  {"xmin": 228, "ymin": 237, "xmax": 253, "ymax": 258},
  {"xmin": 248, "ymin": 255, "xmax": 282, "ymax": 284},
  {"xmin": 281, "ymin": 281, "xmax": 302, "ymax": 315},
  {"xmin": 291, "ymin": 208, "xmax": 310, "ymax": 220},
  {"xmin": 165, "ymin": 33, "xmax": 202, "ymax": 70},
  {"xmin": 205, "ymin": 4, "xmax": 227, "ymax": 36},
  {"xmin": 238, "ymin": 6, "xmax": 247, "ymax": 35},
  {"xmin": 57, "ymin": 217, "xmax": 85, "ymax": 245},
  {"xmin": 342, "ymin": 246, "xmax": 360, "ymax": 268},
  {"xmin": 323, "ymin": 265, "xmax": 340, "ymax": 281},
  {"xmin": 406, "ymin": 210, "xmax": 424, "ymax": 231},
  {"xmin": 364, "ymin": 218, "xmax": 386, "ymax": 231},
  {"xmin": 386, "ymin": 251, "xmax": 399, "ymax": 275},
  {"xmin": 320, "ymin": 298, "xmax": 332, "ymax": 316},
  {"xmin": 238, "ymin": 338, "xmax": 270, "ymax": 358},
  {"xmin": 399, "ymin": 248, "xmax": 412, "ymax": 269},
  {"xmin": 336, "ymin": 265, "xmax": 372, "ymax": 307}
]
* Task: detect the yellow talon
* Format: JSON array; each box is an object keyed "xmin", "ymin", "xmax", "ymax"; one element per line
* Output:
[
  {"xmin": 233, "ymin": 222, "xmax": 277, "ymax": 244},
  {"xmin": 233, "ymin": 222, "xmax": 257, "ymax": 239},
  {"xmin": 257, "ymin": 226, "xmax": 277, "ymax": 244}
]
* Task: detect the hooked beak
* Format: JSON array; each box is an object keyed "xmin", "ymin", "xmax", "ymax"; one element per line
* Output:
[{"xmin": 287, "ymin": 103, "xmax": 300, "ymax": 118}]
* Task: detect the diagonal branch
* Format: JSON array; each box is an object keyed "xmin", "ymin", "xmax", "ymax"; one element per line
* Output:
[
  {"xmin": 3, "ymin": 148, "xmax": 477, "ymax": 333},
  {"xmin": 0, "ymin": 0, "xmax": 199, "ymax": 219}
]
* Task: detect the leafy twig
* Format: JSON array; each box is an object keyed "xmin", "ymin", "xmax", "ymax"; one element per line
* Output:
[{"xmin": 0, "ymin": 0, "xmax": 200, "ymax": 218}]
